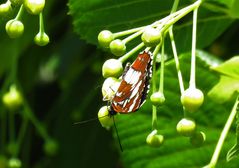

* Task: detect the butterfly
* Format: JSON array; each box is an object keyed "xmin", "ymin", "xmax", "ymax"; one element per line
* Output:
[{"xmin": 109, "ymin": 51, "xmax": 153, "ymax": 115}]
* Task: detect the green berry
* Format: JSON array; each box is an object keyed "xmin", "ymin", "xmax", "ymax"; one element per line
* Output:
[
  {"xmin": 10, "ymin": 0, "xmax": 23, "ymax": 6},
  {"xmin": 98, "ymin": 106, "xmax": 113, "ymax": 129},
  {"xmin": 141, "ymin": 27, "xmax": 161, "ymax": 47},
  {"xmin": 5, "ymin": 19, "xmax": 24, "ymax": 38},
  {"xmin": 109, "ymin": 39, "xmax": 126, "ymax": 56},
  {"xmin": 102, "ymin": 59, "xmax": 123, "ymax": 78},
  {"xmin": 150, "ymin": 91, "xmax": 165, "ymax": 106},
  {"xmin": 102, "ymin": 77, "xmax": 120, "ymax": 101},
  {"xmin": 176, "ymin": 118, "xmax": 196, "ymax": 137},
  {"xmin": 43, "ymin": 139, "xmax": 59, "ymax": 156},
  {"xmin": 190, "ymin": 131, "xmax": 206, "ymax": 147},
  {"xmin": 24, "ymin": 0, "xmax": 45, "ymax": 15},
  {"xmin": 181, "ymin": 87, "xmax": 204, "ymax": 113},
  {"xmin": 0, "ymin": 1, "xmax": 12, "ymax": 15},
  {"xmin": 146, "ymin": 129, "xmax": 164, "ymax": 147},
  {"xmin": 8, "ymin": 158, "xmax": 21, "ymax": 168},
  {"xmin": 2, "ymin": 85, "xmax": 23, "ymax": 110},
  {"xmin": 34, "ymin": 32, "xmax": 49, "ymax": 46},
  {"xmin": 98, "ymin": 30, "xmax": 114, "ymax": 48}
]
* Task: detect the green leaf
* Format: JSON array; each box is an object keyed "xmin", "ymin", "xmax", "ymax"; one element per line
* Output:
[
  {"xmin": 208, "ymin": 56, "xmax": 239, "ymax": 103},
  {"xmin": 229, "ymin": 0, "xmax": 239, "ymax": 18},
  {"xmin": 112, "ymin": 51, "xmax": 239, "ymax": 168},
  {"xmin": 211, "ymin": 56, "xmax": 239, "ymax": 79},
  {"xmin": 68, "ymin": 0, "xmax": 233, "ymax": 52}
]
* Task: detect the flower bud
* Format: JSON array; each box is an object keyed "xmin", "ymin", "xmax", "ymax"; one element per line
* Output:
[
  {"xmin": 109, "ymin": 39, "xmax": 126, "ymax": 56},
  {"xmin": 102, "ymin": 77, "xmax": 120, "ymax": 101},
  {"xmin": 5, "ymin": 19, "xmax": 24, "ymax": 38},
  {"xmin": 176, "ymin": 118, "xmax": 196, "ymax": 137},
  {"xmin": 98, "ymin": 30, "xmax": 114, "ymax": 48},
  {"xmin": 102, "ymin": 59, "xmax": 123, "ymax": 78},
  {"xmin": 98, "ymin": 106, "xmax": 113, "ymax": 129},
  {"xmin": 181, "ymin": 87, "xmax": 204, "ymax": 113},
  {"xmin": 146, "ymin": 129, "xmax": 164, "ymax": 147}
]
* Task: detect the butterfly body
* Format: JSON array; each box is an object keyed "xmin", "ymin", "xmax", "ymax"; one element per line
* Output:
[{"xmin": 109, "ymin": 51, "xmax": 153, "ymax": 115}]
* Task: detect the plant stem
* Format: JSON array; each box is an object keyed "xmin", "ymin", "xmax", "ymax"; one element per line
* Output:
[
  {"xmin": 189, "ymin": 7, "xmax": 199, "ymax": 89},
  {"xmin": 24, "ymin": 105, "xmax": 49, "ymax": 141},
  {"xmin": 168, "ymin": 0, "xmax": 185, "ymax": 94},
  {"xmin": 15, "ymin": 4, "xmax": 24, "ymax": 20},
  {"xmin": 206, "ymin": 96, "xmax": 239, "ymax": 168},
  {"xmin": 151, "ymin": 44, "xmax": 161, "ymax": 130},
  {"xmin": 159, "ymin": 36, "xmax": 164, "ymax": 92},
  {"xmin": 118, "ymin": 42, "xmax": 144, "ymax": 63},
  {"xmin": 114, "ymin": 0, "xmax": 201, "ymax": 42},
  {"xmin": 39, "ymin": 12, "xmax": 45, "ymax": 33},
  {"xmin": 15, "ymin": 116, "xmax": 29, "ymax": 156}
]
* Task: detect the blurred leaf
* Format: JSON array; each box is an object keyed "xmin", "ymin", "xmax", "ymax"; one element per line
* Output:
[
  {"xmin": 112, "ymin": 51, "xmax": 239, "ymax": 167},
  {"xmin": 68, "ymin": 0, "xmax": 233, "ymax": 53},
  {"xmin": 229, "ymin": 0, "xmax": 239, "ymax": 18},
  {"xmin": 208, "ymin": 56, "xmax": 239, "ymax": 103}
]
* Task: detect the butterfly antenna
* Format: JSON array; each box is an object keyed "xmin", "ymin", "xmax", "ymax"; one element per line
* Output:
[
  {"xmin": 112, "ymin": 115, "xmax": 123, "ymax": 152},
  {"xmin": 73, "ymin": 115, "xmax": 108, "ymax": 125}
]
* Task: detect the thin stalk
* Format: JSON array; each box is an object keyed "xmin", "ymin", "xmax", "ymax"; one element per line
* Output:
[
  {"xmin": 151, "ymin": 44, "xmax": 161, "ymax": 130},
  {"xmin": 15, "ymin": 5, "xmax": 24, "ymax": 20},
  {"xmin": 189, "ymin": 7, "xmax": 199, "ymax": 88},
  {"xmin": 159, "ymin": 36, "xmax": 165, "ymax": 92},
  {"xmin": 205, "ymin": 96, "xmax": 239, "ymax": 168},
  {"xmin": 118, "ymin": 42, "xmax": 144, "ymax": 63},
  {"xmin": 15, "ymin": 117, "xmax": 28, "ymax": 157},
  {"xmin": 24, "ymin": 105, "xmax": 49, "ymax": 141},
  {"xmin": 114, "ymin": 0, "xmax": 202, "ymax": 41},
  {"xmin": 169, "ymin": 29, "xmax": 184, "ymax": 94},
  {"xmin": 39, "ymin": 12, "xmax": 45, "ymax": 33}
]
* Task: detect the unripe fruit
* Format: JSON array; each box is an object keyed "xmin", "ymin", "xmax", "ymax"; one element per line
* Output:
[
  {"xmin": 141, "ymin": 27, "xmax": 161, "ymax": 47},
  {"xmin": 8, "ymin": 158, "xmax": 21, "ymax": 168},
  {"xmin": 190, "ymin": 131, "xmax": 206, "ymax": 147},
  {"xmin": 102, "ymin": 59, "xmax": 123, "ymax": 78},
  {"xmin": 150, "ymin": 91, "xmax": 165, "ymax": 106},
  {"xmin": 98, "ymin": 106, "xmax": 113, "ymax": 129},
  {"xmin": 2, "ymin": 85, "xmax": 23, "ymax": 110},
  {"xmin": 109, "ymin": 39, "xmax": 126, "ymax": 56},
  {"xmin": 0, "ymin": 1, "xmax": 12, "ymax": 15},
  {"xmin": 98, "ymin": 30, "xmax": 114, "ymax": 48},
  {"xmin": 176, "ymin": 118, "xmax": 196, "ymax": 137},
  {"xmin": 34, "ymin": 32, "xmax": 49, "ymax": 46},
  {"xmin": 181, "ymin": 87, "xmax": 204, "ymax": 112},
  {"xmin": 43, "ymin": 139, "xmax": 59, "ymax": 156},
  {"xmin": 146, "ymin": 129, "xmax": 164, "ymax": 147},
  {"xmin": 102, "ymin": 77, "xmax": 120, "ymax": 101},
  {"xmin": 5, "ymin": 20, "xmax": 24, "ymax": 38},
  {"xmin": 24, "ymin": 0, "xmax": 45, "ymax": 15}
]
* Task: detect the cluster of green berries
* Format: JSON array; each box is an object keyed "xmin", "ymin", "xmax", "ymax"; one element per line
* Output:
[
  {"xmin": 0, "ymin": 84, "xmax": 59, "ymax": 168},
  {"xmin": 176, "ymin": 87, "xmax": 205, "ymax": 146},
  {"xmin": 0, "ymin": 0, "xmax": 49, "ymax": 46},
  {"xmin": 97, "ymin": 1, "xmax": 205, "ymax": 148}
]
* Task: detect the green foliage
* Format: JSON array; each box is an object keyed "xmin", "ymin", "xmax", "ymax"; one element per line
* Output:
[
  {"xmin": 0, "ymin": 0, "xmax": 238, "ymax": 168},
  {"xmin": 208, "ymin": 56, "xmax": 239, "ymax": 103},
  {"xmin": 113, "ymin": 52, "xmax": 238, "ymax": 168},
  {"xmin": 68, "ymin": 0, "xmax": 233, "ymax": 53}
]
